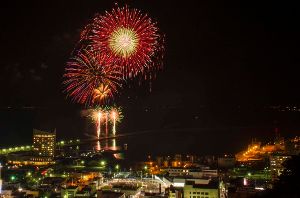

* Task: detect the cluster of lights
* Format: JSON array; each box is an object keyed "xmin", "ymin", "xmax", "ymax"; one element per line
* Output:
[
  {"xmin": 0, "ymin": 145, "xmax": 32, "ymax": 154},
  {"xmin": 57, "ymin": 139, "xmax": 80, "ymax": 146},
  {"xmin": 242, "ymin": 145, "xmax": 259, "ymax": 157},
  {"xmin": 238, "ymin": 142, "xmax": 287, "ymax": 162}
]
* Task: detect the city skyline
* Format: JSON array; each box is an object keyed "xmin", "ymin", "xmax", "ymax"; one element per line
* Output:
[
  {"xmin": 0, "ymin": 1, "xmax": 300, "ymax": 197},
  {"xmin": 1, "ymin": 0, "xmax": 300, "ymax": 155}
]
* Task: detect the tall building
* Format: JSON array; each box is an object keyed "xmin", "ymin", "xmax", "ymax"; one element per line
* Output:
[
  {"xmin": 33, "ymin": 129, "xmax": 56, "ymax": 157},
  {"xmin": 6, "ymin": 129, "xmax": 56, "ymax": 166}
]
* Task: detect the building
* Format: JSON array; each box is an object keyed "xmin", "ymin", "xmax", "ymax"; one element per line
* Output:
[
  {"xmin": 29, "ymin": 129, "xmax": 56, "ymax": 165},
  {"xmin": 110, "ymin": 183, "xmax": 142, "ymax": 197},
  {"xmin": 285, "ymin": 136, "xmax": 300, "ymax": 155},
  {"xmin": 235, "ymin": 138, "xmax": 284, "ymax": 163},
  {"xmin": 217, "ymin": 157, "xmax": 236, "ymax": 169},
  {"xmin": 174, "ymin": 154, "xmax": 182, "ymax": 162},
  {"xmin": 33, "ymin": 129, "xmax": 56, "ymax": 157},
  {"xmin": 184, "ymin": 180, "xmax": 219, "ymax": 198},
  {"xmin": 97, "ymin": 191, "xmax": 125, "ymax": 198},
  {"xmin": 162, "ymin": 168, "xmax": 217, "ymax": 178},
  {"xmin": 168, "ymin": 187, "xmax": 183, "ymax": 198},
  {"xmin": 6, "ymin": 129, "xmax": 57, "ymax": 166},
  {"xmin": 61, "ymin": 186, "xmax": 78, "ymax": 198},
  {"xmin": 269, "ymin": 154, "xmax": 291, "ymax": 179},
  {"xmin": 75, "ymin": 186, "xmax": 94, "ymax": 197}
]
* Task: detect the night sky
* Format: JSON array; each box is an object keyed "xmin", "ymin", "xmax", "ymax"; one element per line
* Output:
[{"xmin": 1, "ymin": 0, "xmax": 300, "ymax": 156}]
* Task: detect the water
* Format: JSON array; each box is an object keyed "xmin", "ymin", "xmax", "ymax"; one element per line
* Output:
[{"xmin": 85, "ymin": 127, "xmax": 264, "ymax": 161}]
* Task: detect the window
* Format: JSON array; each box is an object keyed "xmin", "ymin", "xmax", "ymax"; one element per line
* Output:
[
  {"xmin": 205, "ymin": 192, "xmax": 209, "ymax": 195},
  {"xmin": 201, "ymin": 192, "xmax": 204, "ymax": 195},
  {"xmin": 197, "ymin": 192, "xmax": 200, "ymax": 194}
]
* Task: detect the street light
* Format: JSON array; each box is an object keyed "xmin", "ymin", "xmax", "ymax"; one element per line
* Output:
[
  {"xmin": 144, "ymin": 166, "xmax": 148, "ymax": 178},
  {"xmin": 10, "ymin": 175, "xmax": 16, "ymax": 181}
]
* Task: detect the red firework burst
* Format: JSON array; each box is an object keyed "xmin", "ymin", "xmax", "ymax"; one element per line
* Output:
[
  {"xmin": 63, "ymin": 50, "xmax": 122, "ymax": 106},
  {"xmin": 81, "ymin": 5, "xmax": 164, "ymax": 78}
]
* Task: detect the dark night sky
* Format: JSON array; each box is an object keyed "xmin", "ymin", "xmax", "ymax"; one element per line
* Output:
[{"xmin": 1, "ymin": 0, "xmax": 300, "ymax": 156}]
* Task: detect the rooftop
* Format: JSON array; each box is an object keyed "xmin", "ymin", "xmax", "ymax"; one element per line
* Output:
[{"xmin": 185, "ymin": 180, "xmax": 219, "ymax": 189}]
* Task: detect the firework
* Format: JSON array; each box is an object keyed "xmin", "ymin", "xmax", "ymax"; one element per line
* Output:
[
  {"xmin": 93, "ymin": 84, "xmax": 111, "ymax": 104},
  {"xmin": 63, "ymin": 50, "xmax": 122, "ymax": 106},
  {"xmin": 81, "ymin": 5, "xmax": 164, "ymax": 77},
  {"xmin": 109, "ymin": 107, "xmax": 123, "ymax": 135},
  {"xmin": 88, "ymin": 106, "xmax": 123, "ymax": 138},
  {"xmin": 109, "ymin": 107, "xmax": 123, "ymax": 123},
  {"xmin": 96, "ymin": 111, "xmax": 102, "ymax": 138}
]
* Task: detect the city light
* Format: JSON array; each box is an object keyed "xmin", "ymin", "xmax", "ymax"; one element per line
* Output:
[
  {"xmin": 243, "ymin": 178, "xmax": 248, "ymax": 186},
  {"xmin": 3, "ymin": 2, "xmax": 300, "ymax": 198}
]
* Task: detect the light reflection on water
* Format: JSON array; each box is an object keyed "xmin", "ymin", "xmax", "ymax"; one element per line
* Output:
[
  {"xmin": 84, "ymin": 129, "xmax": 257, "ymax": 161},
  {"xmin": 94, "ymin": 138, "xmax": 120, "ymax": 151}
]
